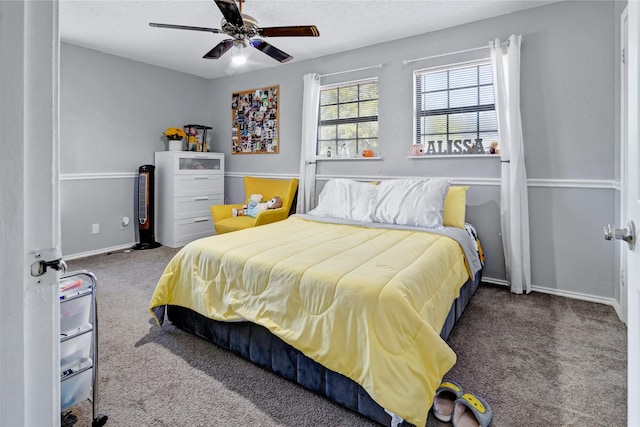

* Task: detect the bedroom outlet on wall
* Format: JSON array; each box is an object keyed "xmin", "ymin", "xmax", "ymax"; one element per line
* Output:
[
  {"xmin": 121, "ymin": 216, "xmax": 130, "ymax": 229},
  {"xmin": 92, "ymin": 223, "xmax": 100, "ymax": 234}
]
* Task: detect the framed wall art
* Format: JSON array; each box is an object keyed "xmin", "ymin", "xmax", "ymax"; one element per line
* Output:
[{"xmin": 231, "ymin": 85, "xmax": 279, "ymax": 154}]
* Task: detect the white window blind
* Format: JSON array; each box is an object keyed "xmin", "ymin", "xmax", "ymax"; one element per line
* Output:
[
  {"xmin": 414, "ymin": 60, "xmax": 498, "ymax": 155},
  {"xmin": 316, "ymin": 78, "xmax": 378, "ymax": 158}
]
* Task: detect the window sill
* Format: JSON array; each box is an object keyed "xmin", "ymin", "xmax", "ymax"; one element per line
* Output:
[
  {"xmin": 407, "ymin": 154, "xmax": 501, "ymax": 159},
  {"xmin": 316, "ymin": 156, "xmax": 382, "ymax": 161}
]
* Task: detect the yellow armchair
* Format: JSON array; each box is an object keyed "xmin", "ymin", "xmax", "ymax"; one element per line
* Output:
[{"xmin": 211, "ymin": 176, "xmax": 299, "ymax": 235}]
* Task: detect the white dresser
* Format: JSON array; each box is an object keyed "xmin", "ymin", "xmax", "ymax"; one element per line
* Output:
[{"xmin": 154, "ymin": 151, "xmax": 224, "ymax": 248}]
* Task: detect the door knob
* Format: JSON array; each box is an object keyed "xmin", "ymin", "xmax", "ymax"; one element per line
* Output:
[{"xmin": 604, "ymin": 221, "xmax": 636, "ymax": 250}]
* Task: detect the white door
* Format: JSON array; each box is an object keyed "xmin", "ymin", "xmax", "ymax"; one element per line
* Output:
[
  {"xmin": 626, "ymin": 3, "xmax": 640, "ymax": 426},
  {"xmin": 621, "ymin": 8, "xmax": 630, "ymax": 326},
  {"xmin": 0, "ymin": 1, "xmax": 61, "ymax": 425}
]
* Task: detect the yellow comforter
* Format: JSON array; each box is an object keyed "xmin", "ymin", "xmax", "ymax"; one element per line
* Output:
[{"xmin": 150, "ymin": 216, "xmax": 472, "ymax": 426}]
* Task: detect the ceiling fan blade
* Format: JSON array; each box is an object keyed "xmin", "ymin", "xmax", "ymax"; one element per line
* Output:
[
  {"xmin": 258, "ymin": 25, "xmax": 320, "ymax": 38},
  {"xmin": 214, "ymin": 0, "xmax": 244, "ymax": 28},
  {"xmin": 250, "ymin": 39, "xmax": 293, "ymax": 63},
  {"xmin": 203, "ymin": 39, "xmax": 235, "ymax": 59},
  {"xmin": 149, "ymin": 23, "xmax": 223, "ymax": 33}
]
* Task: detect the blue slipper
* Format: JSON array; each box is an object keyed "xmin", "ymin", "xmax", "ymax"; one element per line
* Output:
[
  {"xmin": 432, "ymin": 379, "xmax": 463, "ymax": 422},
  {"xmin": 453, "ymin": 393, "xmax": 492, "ymax": 427}
]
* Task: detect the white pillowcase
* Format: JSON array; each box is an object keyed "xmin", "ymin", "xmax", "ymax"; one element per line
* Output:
[
  {"xmin": 373, "ymin": 178, "xmax": 450, "ymax": 228},
  {"xmin": 309, "ymin": 179, "xmax": 378, "ymax": 222}
]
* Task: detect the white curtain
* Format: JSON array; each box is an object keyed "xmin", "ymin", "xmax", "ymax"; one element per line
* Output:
[
  {"xmin": 297, "ymin": 73, "xmax": 321, "ymax": 213},
  {"xmin": 490, "ymin": 34, "xmax": 531, "ymax": 294}
]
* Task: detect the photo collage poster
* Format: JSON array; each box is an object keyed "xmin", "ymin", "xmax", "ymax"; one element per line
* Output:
[{"xmin": 231, "ymin": 85, "xmax": 279, "ymax": 154}]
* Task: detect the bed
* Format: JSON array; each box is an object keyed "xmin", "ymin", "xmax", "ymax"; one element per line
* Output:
[{"xmin": 149, "ymin": 178, "xmax": 484, "ymax": 427}]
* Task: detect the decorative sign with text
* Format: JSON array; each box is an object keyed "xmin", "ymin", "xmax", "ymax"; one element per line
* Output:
[{"xmin": 413, "ymin": 139, "xmax": 500, "ymax": 156}]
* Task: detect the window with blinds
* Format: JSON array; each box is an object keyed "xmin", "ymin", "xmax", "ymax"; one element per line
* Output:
[
  {"xmin": 414, "ymin": 60, "xmax": 499, "ymax": 156},
  {"xmin": 317, "ymin": 79, "xmax": 378, "ymax": 158}
]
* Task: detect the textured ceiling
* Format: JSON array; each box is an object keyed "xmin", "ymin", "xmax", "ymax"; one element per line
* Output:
[{"xmin": 59, "ymin": 0, "xmax": 558, "ymax": 79}]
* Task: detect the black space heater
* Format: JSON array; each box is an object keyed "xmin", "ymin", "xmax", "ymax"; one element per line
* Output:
[{"xmin": 134, "ymin": 164, "xmax": 161, "ymax": 250}]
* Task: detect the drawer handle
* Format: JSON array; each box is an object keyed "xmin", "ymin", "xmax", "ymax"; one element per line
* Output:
[
  {"xmin": 194, "ymin": 197, "xmax": 209, "ymax": 201},
  {"xmin": 193, "ymin": 217, "xmax": 209, "ymax": 223},
  {"xmin": 194, "ymin": 176, "xmax": 209, "ymax": 180}
]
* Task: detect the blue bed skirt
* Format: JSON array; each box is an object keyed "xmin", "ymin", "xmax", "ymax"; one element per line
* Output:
[{"xmin": 164, "ymin": 270, "xmax": 482, "ymax": 426}]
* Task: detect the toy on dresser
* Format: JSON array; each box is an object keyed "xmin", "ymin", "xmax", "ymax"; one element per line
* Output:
[{"xmin": 184, "ymin": 126, "xmax": 210, "ymax": 152}]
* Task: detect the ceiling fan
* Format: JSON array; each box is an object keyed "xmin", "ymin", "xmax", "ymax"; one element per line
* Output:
[{"xmin": 149, "ymin": 0, "xmax": 319, "ymax": 63}]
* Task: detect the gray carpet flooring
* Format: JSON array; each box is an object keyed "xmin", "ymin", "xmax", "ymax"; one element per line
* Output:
[{"xmin": 64, "ymin": 245, "xmax": 627, "ymax": 427}]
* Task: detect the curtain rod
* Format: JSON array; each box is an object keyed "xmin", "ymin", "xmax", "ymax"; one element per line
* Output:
[
  {"xmin": 318, "ymin": 64, "xmax": 383, "ymax": 79},
  {"xmin": 402, "ymin": 39, "xmax": 513, "ymax": 65}
]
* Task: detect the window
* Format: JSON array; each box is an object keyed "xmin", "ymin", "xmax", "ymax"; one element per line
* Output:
[
  {"xmin": 317, "ymin": 79, "xmax": 378, "ymax": 158},
  {"xmin": 414, "ymin": 60, "xmax": 498, "ymax": 156}
]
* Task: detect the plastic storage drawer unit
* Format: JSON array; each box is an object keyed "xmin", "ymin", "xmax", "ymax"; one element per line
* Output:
[
  {"xmin": 60, "ymin": 293, "xmax": 91, "ymax": 335},
  {"xmin": 60, "ymin": 330, "xmax": 92, "ymax": 371},
  {"xmin": 61, "ymin": 360, "xmax": 93, "ymax": 412},
  {"xmin": 59, "ymin": 270, "xmax": 107, "ymax": 426}
]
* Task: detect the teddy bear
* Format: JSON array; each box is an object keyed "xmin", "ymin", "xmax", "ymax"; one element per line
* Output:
[
  {"xmin": 489, "ymin": 141, "xmax": 501, "ymax": 155},
  {"xmin": 232, "ymin": 195, "xmax": 283, "ymax": 217}
]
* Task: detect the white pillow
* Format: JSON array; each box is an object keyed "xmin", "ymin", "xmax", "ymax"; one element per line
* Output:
[
  {"xmin": 309, "ymin": 179, "xmax": 378, "ymax": 222},
  {"xmin": 373, "ymin": 178, "xmax": 450, "ymax": 228}
]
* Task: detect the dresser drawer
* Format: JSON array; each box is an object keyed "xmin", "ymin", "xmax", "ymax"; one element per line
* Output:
[
  {"xmin": 173, "ymin": 217, "xmax": 214, "ymax": 246},
  {"xmin": 156, "ymin": 151, "xmax": 224, "ymax": 175},
  {"xmin": 174, "ymin": 175, "xmax": 223, "ymax": 197},
  {"xmin": 174, "ymin": 195, "xmax": 224, "ymax": 220},
  {"xmin": 177, "ymin": 155, "xmax": 223, "ymax": 174}
]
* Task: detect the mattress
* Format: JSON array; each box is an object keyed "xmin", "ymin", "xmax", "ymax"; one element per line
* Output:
[{"xmin": 150, "ymin": 215, "xmax": 483, "ymax": 426}]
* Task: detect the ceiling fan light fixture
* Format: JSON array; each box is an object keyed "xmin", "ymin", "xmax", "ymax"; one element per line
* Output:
[{"xmin": 231, "ymin": 43, "xmax": 249, "ymax": 66}]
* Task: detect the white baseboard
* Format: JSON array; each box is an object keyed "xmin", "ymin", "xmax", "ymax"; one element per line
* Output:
[
  {"xmin": 63, "ymin": 243, "xmax": 135, "ymax": 261},
  {"xmin": 612, "ymin": 300, "xmax": 624, "ymax": 324},
  {"xmin": 481, "ymin": 276, "xmax": 510, "ymax": 287},
  {"xmin": 64, "ymin": 246, "xmax": 621, "ymax": 313},
  {"xmin": 482, "ymin": 276, "xmax": 618, "ymax": 308}
]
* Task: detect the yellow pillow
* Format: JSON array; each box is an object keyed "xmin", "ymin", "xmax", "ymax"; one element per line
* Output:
[{"xmin": 443, "ymin": 186, "xmax": 469, "ymax": 228}]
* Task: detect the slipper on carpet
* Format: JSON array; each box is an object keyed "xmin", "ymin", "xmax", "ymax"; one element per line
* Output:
[
  {"xmin": 432, "ymin": 379, "xmax": 463, "ymax": 422},
  {"xmin": 453, "ymin": 392, "xmax": 492, "ymax": 427}
]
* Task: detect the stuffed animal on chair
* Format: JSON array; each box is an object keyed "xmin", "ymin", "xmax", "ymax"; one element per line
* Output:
[
  {"xmin": 244, "ymin": 194, "xmax": 263, "ymax": 210},
  {"xmin": 233, "ymin": 195, "xmax": 283, "ymax": 218},
  {"xmin": 232, "ymin": 194, "xmax": 262, "ymax": 217}
]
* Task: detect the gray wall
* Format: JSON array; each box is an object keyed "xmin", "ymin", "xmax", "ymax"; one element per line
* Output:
[
  {"xmin": 206, "ymin": 1, "xmax": 622, "ymax": 302},
  {"xmin": 60, "ymin": 43, "xmax": 211, "ymax": 256},
  {"xmin": 59, "ymin": 1, "xmax": 623, "ymax": 304}
]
